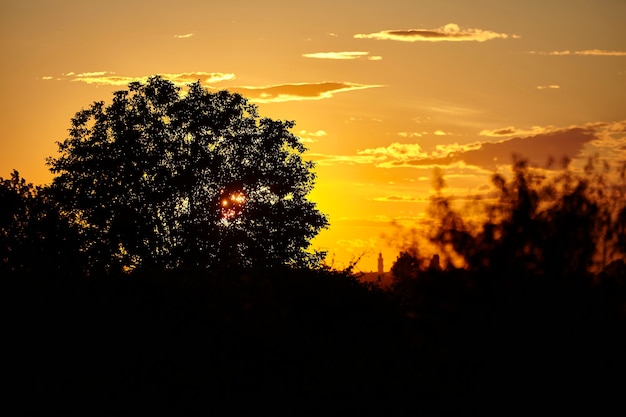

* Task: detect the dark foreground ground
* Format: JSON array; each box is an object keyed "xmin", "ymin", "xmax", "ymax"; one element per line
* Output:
[{"xmin": 5, "ymin": 267, "xmax": 625, "ymax": 413}]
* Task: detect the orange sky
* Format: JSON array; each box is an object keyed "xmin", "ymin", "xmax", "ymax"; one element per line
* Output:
[{"xmin": 1, "ymin": 0, "xmax": 625, "ymax": 271}]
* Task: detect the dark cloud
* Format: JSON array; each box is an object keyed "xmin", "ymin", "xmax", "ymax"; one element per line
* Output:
[
  {"xmin": 490, "ymin": 127, "xmax": 518, "ymax": 136},
  {"xmin": 228, "ymin": 82, "xmax": 382, "ymax": 103},
  {"xmin": 355, "ymin": 23, "xmax": 519, "ymax": 42},
  {"xmin": 388, "ymin": 127, "xmax": 596, "ymax": 171}
]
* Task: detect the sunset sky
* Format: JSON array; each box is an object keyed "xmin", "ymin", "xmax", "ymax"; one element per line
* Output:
[{"xmin": 1, "ymin": 0, "xmax": 625, "ymax": 271}]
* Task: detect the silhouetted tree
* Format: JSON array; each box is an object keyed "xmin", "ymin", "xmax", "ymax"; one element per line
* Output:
[
  {"xmin": 391, "ymin": 250, "xmax": 421, "ymax": 282},
  {"xmin": 47, "ymin": 76, "xmax": 328, "ymax": 273},
  {"xmin": 426, "ymin": 157, "xmax": 626, "ymax": 282},
  {"xmin": 0, "ymin": 170, "xmax": 84, "ymax": 274}
]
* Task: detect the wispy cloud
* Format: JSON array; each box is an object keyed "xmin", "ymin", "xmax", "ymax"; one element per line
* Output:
[
  {"xmin": 374, "ymin": 191, "xmax": 498, "ymax": 203},
  {"xmin": 335, "ymin": 237, "xmax": 381, "ymax": 252},
  {"xmin": 313, "ymin": 141, "xmax": 484, "ymax": 168},
  {"xmin": 358, "ymin": 143, "xmax": 428, "ymax": 160},
  {"xmin": 319, "ymin": 123, "xmax": 622, "ymax": 171},
  {"xmin": 536, "ymin": 85, "xmax": 561, "ymax": 90},
  {"xmin": 364, "ymin": 142, "xmax": 483, "ymax": 168},
  {"xmin": 430, "ymin": 142, "xmax": 483, "ymax": 157},
  {"xmin": 530, "ymin": 49, "xmax": 626, "ymax": 56},
  {"xmin": 174, "ymin": 33, "xmax": 194, "ymax": 39},
  {"xmin": 426, "ymin": 103, "xmax": 480, "ymax": 116},
  {"xmin": 228, "ymin": 82, "xmax": 383, "ymax": 103},
  {"xmin": 586, "ymin": 121, "xmax": 626, "ymax": 160},
  {"xmin": 54, "ymin": 71, "xmax": 235, "ymax": 86},
  {"xmin": 398, "ymin": 132, "xmax": 424, "ymax": 138},
  {"xmin": 373, "ymin": 195, "xmax": 423, "ymax": 203},
  {"xmin": 303, "ymin": 51, "xmax": 382, "ymax": 60},
  {"xmin": 479, "ymin": 126, "xmax": 552, "ymax": 137},
  {"xmin": 44, "ymin": 73, "xmax": 380, "ymax": 103},
  {"xmin": 299, "ymin": 129, "xmax": 327, "ymax": 137},
  {"xmin": 385, "ymin": 126, "xmax": 597, "ymax": 171},
  {"xmin": 397, "ymin": 130, "xmax": 453, "ymax": 138},
  {"xmin": 354, "ymin": 23, "xmax": 519, "ymax": 42},
  {"xmin": 309, "ymin": 153, "xmax": 381, "ymax": 166},
  {"xmin": 298, "ymin": 129, "xmax": 328, "ymax": 143}
]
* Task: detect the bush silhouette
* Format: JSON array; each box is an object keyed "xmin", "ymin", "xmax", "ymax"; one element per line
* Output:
[
  {"xmin": 0, "ymin": 170, "xmax": 84, "ymax": 275},
  {"xmin": 420, "ymin": 157, "xmax": 626, "ymax": 281}
]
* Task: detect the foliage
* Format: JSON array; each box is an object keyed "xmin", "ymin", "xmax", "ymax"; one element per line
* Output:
[
  {"xmin": 47, "ymin": 76, "xmax": 328, "ymax": 273},
  {"xmin": 6, "ymin": 267, "xmax": 415, "ymax": 409},
  {"xmin": 421, "ymin": 157, "xmax": 626, "ymax": 280},
  {"xmin": 385, "ymin": 157, "xmax": 626, "ymax": 411},
  {"xmin": 0, "ymin": 170, "xmax": 84, "ymax": 274}
]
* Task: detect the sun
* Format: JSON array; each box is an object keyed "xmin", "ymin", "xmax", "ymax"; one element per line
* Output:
[{"xmin": 220, "ymin": 190, "xmax": 247, "ymax": 220}]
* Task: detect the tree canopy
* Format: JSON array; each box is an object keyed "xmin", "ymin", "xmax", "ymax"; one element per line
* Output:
[
  {"xmin": 47, "ymin": 76, "xmax": 328, "ymax": 273},
  {"xmin": 0, "ymin": 170, "xmax": 84, "ymax": 274}
]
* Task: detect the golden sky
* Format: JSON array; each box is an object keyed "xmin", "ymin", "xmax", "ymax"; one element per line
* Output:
[{"xmin": 1, "ymin": 0, "xmax": 625, "ymax": 271}]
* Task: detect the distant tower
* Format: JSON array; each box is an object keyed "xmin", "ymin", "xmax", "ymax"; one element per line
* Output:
[{"xmin": 378, "ymin": 252, "xmax": 384, "ymax": 275}]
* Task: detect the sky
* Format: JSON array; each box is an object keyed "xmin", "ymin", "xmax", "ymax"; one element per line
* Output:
[{"xmin": 1, "ymin": 0, "xmax": 625, "ymax": 272}]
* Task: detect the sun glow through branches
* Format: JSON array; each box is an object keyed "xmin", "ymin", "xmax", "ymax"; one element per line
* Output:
[{"xmin": 221, "ymin": 191, "xmax": 246, "ymax": 220}]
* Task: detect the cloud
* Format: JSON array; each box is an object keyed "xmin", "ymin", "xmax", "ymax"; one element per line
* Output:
[
  {"xmin": 397, "ymin": 130, "xmax": 453, "ymax": 138},
  {"xmin": 431, "ymin": 142, "xmax": 483, "ymax": 158},
  {"xmin": 536, "ymin": 85, "xmax": 560, "ymax": 90},
  {"xmin": 426, "ymin": 103, "xmax": 480, "ymax": 116},
  {"xmin": 358, "ymin": 143, "xmax": 428, "ymax": 160},
  {"xmin": 585, "ymin": 121, "xmax": 626, "ymax": 159},
  {"xmin": 228, "ymin": 82, "xmax": 383, "ymax": 103},
  {"xmin": 480, "ymin": 126, "xmax": 518, "ymax": 137},
  {"xmin": 398, "ymin": 132, "xmax": 424, "ymax": 138},
  {"xmin": 354, "ymin": 23, "xmax": 519, "ymax": 42},
  {"xmin": 357, "ymin": 141, "xmax": 483, "ymax": 163},
  {"xmin": 373, "ymin": 195, "xmax": 423, "ymax": 203},
  {"xmin": 299, "ymin": 129, "xmax": 327, "ymax": 137},
  {"xmin": 168, "ymin": 72, "xmax": 235, "ymax": 84},
  {"xmin": 311, "ymin": 140, "xmax": 486, "ymax": 169},
  {"xmin": 174, "ymin": 33, "xmax": 194, "ymax": 39},
  {"xmin": 479, "ymin": 126, "xmax": 552, "ymax": 137},
  {"xmin": 314, "ymin": 141, "xmax": 485, "ymax": 168},
  {"xmin": 55, "ymin": 71, "xmax": 235, "ymax": 86},
  {"xmin": 308, "ymin": 153, "xmax": 381, "ymax": 166},
  {"xmin": 530, "ymin": 49, "xmax": 626, "ymax": 56},
  {"xmin": 346, "ymin": 117, "xmax": 384, "ymax": 123},
  {"xmin": 45, "ymin": 73, "xmax": 380, "ymax": 104},
  {"xmin": 335, "ymin": 238, "xmax": 381, "ymax": 251},
  {"xmin": 302, "ymin": 51, "xmax": 382, "ymax": 60},
  {"xmin": 385, "ymin": 126, "xmax": 598, "ymax": 171},
  {"xmin": 298, "ymin": 129, "xmax": 328, "ymax": 143},
  {"xmin": 313, "ymin": 122, "xmax": 625, "ymax": 178}
]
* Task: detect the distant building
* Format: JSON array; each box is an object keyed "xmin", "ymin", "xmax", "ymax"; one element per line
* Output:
[{"xmin": 358, "ymin": 252, "xmax": 392, "ymax": 288}]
